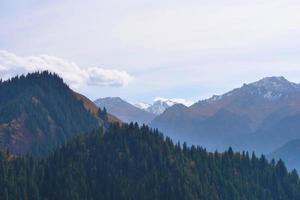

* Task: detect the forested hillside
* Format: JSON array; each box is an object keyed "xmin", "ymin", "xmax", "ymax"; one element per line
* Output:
[
  {"xmin": 0, "ymin": 71, "xmax": 116, "ymax": 155},
  {"xmin": 1, "ymin": 123, "xmax": 299, "ymax": 200}
]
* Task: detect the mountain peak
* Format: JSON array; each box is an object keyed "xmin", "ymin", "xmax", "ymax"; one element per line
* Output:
[
  {"xmin": 250, "ymin": 76, "xmax": 298, "ymax": 91},
  {"xmin": 203, "ymin": 76, "xmax": 299, "ymax": 103},
  {"xmin": 238, "ymin": 76, "xmax": 300, "ymax": 100},
  {"xmin": 134, "ymin": 97, "xmax": 194, "ymax": 115},
  {"xmin": 243, "ymin": 76, "xmax": 300, "ymax": 98},
  {"xmin": 259, "ymin": 76, "xmax": 287, "ymax": 82}
]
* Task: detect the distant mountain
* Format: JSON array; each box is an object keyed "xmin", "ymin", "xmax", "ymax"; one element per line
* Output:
[
  {"xmin": 150, "ymin": 76, "xmax": 300, "ymax": 154},
  {"xmin": 269, "ymin": 139, "xmax": 300, "ymax": 172},
  {"xmin": 0, "ymin": 71, "xmax": 119, "ymax": 155},
  {"xmin": 73, "ymin": 92, "xmax": 120, "ymax": 124},
  {"xmin": 135, "ymin": 97, "xmax": 194, "ymax": 115},
  {"xmin": 94, "ymin": 97, "xmax": 193, "ymax": 124},
  {"xmin": 94, "ymin": 97, "xmax": 156, "ymax": 124}
]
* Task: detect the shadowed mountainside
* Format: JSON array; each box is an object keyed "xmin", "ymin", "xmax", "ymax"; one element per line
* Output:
[{"xmin": 0, "ymin": 71, "xmax": 120, "ymax": 155}]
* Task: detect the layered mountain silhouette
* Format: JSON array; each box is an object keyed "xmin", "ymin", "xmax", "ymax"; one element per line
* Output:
[
  {"xmin": 94, "ymin": 97, "xmax": 193, "ymax": 125},
  {"xmin": 2, "ymin": 72, "xmax": 300, "ymax": 171},
  {"xmin": 94, "ymin": 97, "xmax": 156, "ymax": 124},
  {"xmin": 2, "ymin": 72, "xmax": 300, "ymax": 199},
  {"xmin": 150, "ymin": 76, "xmax": 300, "ymax": 154},
  {"xmin": 269, "ymin": 139, "xmax": 300, "ymax": 172},
  {"xmin": 0, "ymin": 71, "xmax": 120, "ymax": 155}
]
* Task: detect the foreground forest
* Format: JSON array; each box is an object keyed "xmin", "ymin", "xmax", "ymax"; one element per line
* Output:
[{"xmin": 1, "ymin": 123, "xmax": 300, "ymax": 200}]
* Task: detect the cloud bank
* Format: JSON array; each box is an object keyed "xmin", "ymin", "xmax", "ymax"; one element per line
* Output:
[{"xmin": 0, "ymin": 50, "xmax": 132, "ymax": 88}]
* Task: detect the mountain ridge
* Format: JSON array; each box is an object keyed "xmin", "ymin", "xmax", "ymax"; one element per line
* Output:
[{"xmin": 150, "ymin": 76, "xmax": 300, "ymax": 154}]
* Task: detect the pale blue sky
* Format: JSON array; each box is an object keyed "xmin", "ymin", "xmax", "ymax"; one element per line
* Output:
[{"xmin": 1, "ymin": 0, "xmax": 300, "ymax": 103}]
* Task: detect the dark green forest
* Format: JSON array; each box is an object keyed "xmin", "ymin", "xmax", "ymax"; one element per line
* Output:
[
  {"xmin": 0, "ymin": 123, "xmax": 299, "ymax": 200},
  {"xmin": 0, "ymin": 71, "xmax": 105, "ymax": 155}
]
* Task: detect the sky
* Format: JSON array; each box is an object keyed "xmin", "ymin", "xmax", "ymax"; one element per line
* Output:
[{"xmin": 1, "ymin": 0, "xmax": 300, "ymax": 104}]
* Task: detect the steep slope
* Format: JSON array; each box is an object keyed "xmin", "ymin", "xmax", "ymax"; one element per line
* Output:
[
  {"xmin": 1, "ymin": 124, "xmax": 300, "ymax": 200},
  {"xmin": 0, "ymin": 71, "xmax": 116, "ymax": 155},
  {"xmin": 269, "ymin": 139, "xmax": 300, "ymax": 172},
  {"xmin": 94, "ymin": 97, "xmax": 156, "ymax": 124},
  {"xmin": 151, "ymin": 76, "xmax": 300, "ymax": 153},
  {"xmin": 74, "ymin": 92, "xmax": 121, "ymax": 124}
]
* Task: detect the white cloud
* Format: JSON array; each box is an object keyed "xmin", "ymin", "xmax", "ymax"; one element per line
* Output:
[
  {"xmin": 0, "ymin": 50, "xmax": 132, "ymax": 88},
  {"xmin": 87, "ymin": 67, "xmax": 132, "ymax": 87}
]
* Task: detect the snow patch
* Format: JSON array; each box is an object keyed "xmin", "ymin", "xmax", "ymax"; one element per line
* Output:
[
  {"xmin": 135, "ymin": 97, "xmax": 194, "ymax": 115},
  {"xmin": 134, "ymin": 102, "xmax": 151, "ymax": 110}
]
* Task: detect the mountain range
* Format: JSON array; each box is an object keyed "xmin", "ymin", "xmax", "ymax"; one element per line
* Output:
[
  {"xmin": 1, "ymin": 71, "xmax": 300, "ymax": 199},
  {"xmin": 90, "ymin": 76, "xmax": 300, "ymax": 171},
  {"xmin": 150, "ymin": 76, "xmax": 300, "ymax": 155},
  {"xmin": 93, "ymin": 76, "xmax": 300, "ymax": 170},
  {"xmin": 94, "ymin": 97, "xmax": 193, "ymax": 124},
  {"xmin": 1, "ymin": 72, "xmax": 300, "ymax": 167}
]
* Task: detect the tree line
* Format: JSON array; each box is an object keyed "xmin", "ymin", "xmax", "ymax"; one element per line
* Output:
[{"xmin": 0, "ymin": 123, "xmax": 299, "ymax": 200}]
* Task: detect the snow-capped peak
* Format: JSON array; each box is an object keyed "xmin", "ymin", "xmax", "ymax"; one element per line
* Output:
[
  {"xmin": 135, "ymin": 97, "xmax": 194, "ymax": 115},
  {"xmin": 251, "ymin": 76, "xmax": 297, "ymax": 92},
  {"xmin": 134, "ymin": 102, "xmax": 151, "ymax": 110},
  {"xmin": 243, "ymin": 76, "xmax": 300, "ymax": 100},
  {"xmin": 153, "ymin": 97, "xmax": 194, "ymax": 107},
  {"xmin": 202, "ymin": 76, "xmax": 300, "ymax": 103}
]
